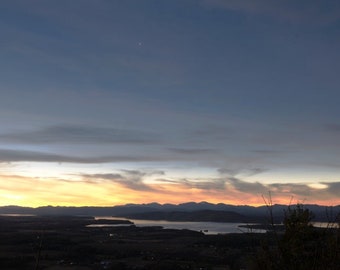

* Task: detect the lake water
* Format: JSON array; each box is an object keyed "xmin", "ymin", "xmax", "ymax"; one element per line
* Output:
[{"xmin": 93, "ymin": 216, "xmax": 266, "ymax": 234}]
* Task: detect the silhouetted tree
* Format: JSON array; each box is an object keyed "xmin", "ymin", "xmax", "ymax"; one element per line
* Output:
[{"xmin": 251, "ymin": 204, "xmax": 340, "ymax": 270}]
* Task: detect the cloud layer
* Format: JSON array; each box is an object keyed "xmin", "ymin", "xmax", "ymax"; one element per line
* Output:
[
  {"xmin": 0, "ymin": 149, "xmax": 167, "ymax": 164},
  {"xmin": 0, "ymin": 125, "xmax": 159, "ymax": 145}
]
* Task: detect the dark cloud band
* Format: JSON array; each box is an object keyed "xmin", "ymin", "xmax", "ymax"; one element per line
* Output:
[{"xmin": 0, "ymin": 125, "xmax": 159, "ymax": 145}]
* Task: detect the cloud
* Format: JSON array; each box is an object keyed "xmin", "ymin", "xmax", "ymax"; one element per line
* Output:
[
  {"xmin": 201, "ymin": 0, "xmax": 340, "ymax": 24},
  {"xmin": 156, "ymin": 177, "xmax": 227, "ymax": 190},
  {"xmin": 225, "ymin": 176, "xmax": 293, "ymax": 195},
  {"xmin": 0, "ymin": 149, "xmax": 167, "ymax": 164},
  {"xmin": 120, "ymin": 169, "xmax": 165, "ymax": 177},
  {"xmin": 168, "ymin": 148, "xmax": 217, "ymax": 155},
  {"xmin": 80, "ymin": 170, "xmax": 158, "ymax": 191},
  {"xmin": 251, "ymin": 150, "xmax": 283, "ymax": 154},
  {"xmin": 321, "ymin": 181, "xmax": 340, "ymax": 196},
  {"xmin": 226, "ymin": 177, "xmax": 340, "ymax": 202},
  {"xmin": 248, "ymin": 168, "xmax": 268, "ymax": 176},
  {"xmin": 74, "ymin": 171, "xmax": 339, "ymax": 200},
  {"xmin": 268, "ymin": 183, "xmax": 314, "ymax": 197},
  {"xmin": 218, "ymin": 167, "xmax": 267, "ymax": 177},
  {"xmin": 183, "ymin": 178, "xmax": 227, "ymax": 190},
  {"xmin": 154, "ymin": 175, "xmax": 340, "ymax": 204},
  {"xmin": 0, "ymin": 125, "xmax": 159, "ymax": 145},
  {"xmin": 81, "ymin": 173, "xmax": 124, "ymax": 181},
  {"xmin": 218, "ymin": 168, "xmax": 239, "ymax": 176},
  {"xmin": 120, "ymin": 170, "xmax": 146, "ymax": 176},
  {"xmin": 227, "ymin": 177, "xmax": 266, "ymax": 193}
]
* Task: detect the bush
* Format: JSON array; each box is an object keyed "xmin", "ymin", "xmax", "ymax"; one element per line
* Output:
[{"xmin": 251, "ymin": 204, "xmax": 340, "ymax": 270}]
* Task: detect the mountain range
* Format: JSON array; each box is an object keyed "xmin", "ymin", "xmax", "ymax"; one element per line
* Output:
[{"xmin": 1, "ymin": 202, "xmax": 339, "ymax": 223}]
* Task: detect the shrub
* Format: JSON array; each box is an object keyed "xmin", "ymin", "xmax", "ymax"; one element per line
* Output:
[{"xmin": 251, "ymin": 204, "xmax": 340, "ymax": 270}]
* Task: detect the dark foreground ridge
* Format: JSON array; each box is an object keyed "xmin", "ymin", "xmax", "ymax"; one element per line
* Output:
[
  {"xmin": 0, "ymin": 204, "xmax": 339, "ymax": 270},
  {"xmin": 0, "ymin": 215, "xmax": 260, "ymax": 269}
]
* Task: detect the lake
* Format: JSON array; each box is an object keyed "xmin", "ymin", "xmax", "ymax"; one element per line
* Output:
[{"xmin": 93, "ymin": 216, "xmax": 266, "ymax": 234}]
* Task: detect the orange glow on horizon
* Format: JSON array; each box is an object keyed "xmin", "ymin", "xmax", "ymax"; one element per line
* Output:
[{"xmin": 0, "ymin": 174, "xmax": 339, "ymax": 207}]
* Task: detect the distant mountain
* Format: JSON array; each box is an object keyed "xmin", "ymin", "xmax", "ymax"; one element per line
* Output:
[{"xmin": 1, "ymin": 202, "xmax": 339, "ymax": 223}]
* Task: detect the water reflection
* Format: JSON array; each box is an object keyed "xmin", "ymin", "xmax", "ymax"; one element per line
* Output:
[{"xmin": 92, "ymin": 216, "xmax": 267, "ymax": 234}]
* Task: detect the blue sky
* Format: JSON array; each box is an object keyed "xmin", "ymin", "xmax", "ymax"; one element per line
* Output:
[{"xmin": 0, "ymin": 0, "xmax": 340, "ymax": 206}]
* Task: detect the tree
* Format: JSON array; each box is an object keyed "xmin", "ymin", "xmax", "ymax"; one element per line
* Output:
[{"xmin": 252, "ymin": 204, "xmax": 340, "ymax": 270}]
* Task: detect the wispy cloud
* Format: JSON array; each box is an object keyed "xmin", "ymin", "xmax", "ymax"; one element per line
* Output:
[
  {"xmin": 156, "ymin": 174, "xmax": 339, "ymax": 204},
  {"xmin": 168, "ymin": 148, "xmax": 218, "ymax": 155},
  {"xmin": 143, "ymin": 174, "xmax": 229, "ymax": 191},
  {"xmin": 269, "ymin": 182, "xmax": 314, "ymax": 197},
  {"xmin": 251, "ymin": 150, "xmax": 284, "ymax": 155},
  {"xmin": 181, "ymin": 178, "xmax": 227, "ymax": 190},
  {"xmin": 0, "ymin": 125, "xmax": 159, "ymax": 145},
  {"xmin": 227, "ymin": 177, "xmax": 266, "ymax": 193},
  {"xmin": 0, "ymin": 149, "xmax": 167, "ymax": 164},
  {"xmin": 218, "ymin": 167, "xmax": 267, "ymax": 177},
  {"xmin": 226, "ymin": 177, "xmax": 338, "ymax": 203},
  {"xmin": 80, "ymin": 170, "xmax": 164, "ymax": 191}
]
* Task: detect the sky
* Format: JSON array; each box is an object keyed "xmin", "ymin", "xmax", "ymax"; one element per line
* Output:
[{"xmin": 1, "ymin": 0, "xmax": 340, "ymax": 207}]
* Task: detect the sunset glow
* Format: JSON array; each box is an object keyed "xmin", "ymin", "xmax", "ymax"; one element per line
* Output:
[{"xmin": 0, "ymin": 171, "xmax": 338, "ymax": 207}]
